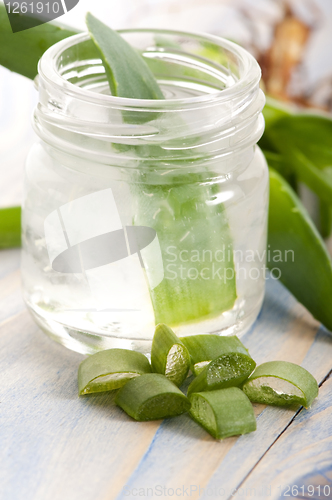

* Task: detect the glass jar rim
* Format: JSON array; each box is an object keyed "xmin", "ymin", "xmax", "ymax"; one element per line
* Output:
[{"xmin": 38, "ymin": 29, "xmax": 261, "ymax": 111}]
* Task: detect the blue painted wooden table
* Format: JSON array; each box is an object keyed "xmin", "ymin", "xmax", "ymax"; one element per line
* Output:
[{"xmin": 1, "ymin": 248, "xmax": 332, "ymax": 500}]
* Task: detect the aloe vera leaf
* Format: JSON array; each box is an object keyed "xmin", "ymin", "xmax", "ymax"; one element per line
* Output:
[
  {"xmin": 0, "ymin": 3, "xmax": 79, "ymax": 79},
  {"xmin": 187, "ymin": 353, "xmax": 256, "ymax": 396},
  {"xmin": 189, "ymin": 387, "xmax": 256, "ymax": 439},
  {"xmin": 86, "ymin": 15, "xmax": 237, "ymax": 325},
  {"xmin": 262, "ymin": 97, "xmax": 292, "ymax": 129},
  {"xmin": 259, "ymin": 97, "xmax": 292, "ymax": 152},
  {"xmin": 264, "ymin": 114, "xmax": 332, "ymax": 205},
  {"xmin": 242, "ymin": 361, "xmax": 318, "ymax": 408},
  {"xmin": 132, "ymin": 171, "xmax": 237, "ymax": 325},
  {"xmin": 0, "ymin": 206, "xmax": 21, "ymax": 248},
  {"xmin": 78, "ymin": 348, "xmax": 151, "ymax": 395},
  {"xmin": 180, "ymin": 334, "xmax": 252, "ymax": 375},
  {"xmin": 285, "ymin": 150, "xmax": 332, "ymax": 206},
  {"xmin": 319, "ymin": 201, "xmax": 332, "ymax": 239},
  {"xmin": 268, "ymin": 169, "xmax": 332, "ymax": 331},
  {"xmin": 151, "ymin": 324, "xmax": 190, "ymax": 387},
  {"xmin": 318, "ymin": 166, "xmax": 332, "ymax": 238},
  {"xmin": 115, "ymin": 373, "xmax": 191, "ymax": 421},
  {"xmin": 86, "ymin": 13, "xmax": 163, "ymax": 100},
  {"xmin": 262, "ymin": 150, "xmax": 298, "ymax": 193},
  {"xmin": 267, "ymin": 114, "xmax": 332, "ymax": 168}
]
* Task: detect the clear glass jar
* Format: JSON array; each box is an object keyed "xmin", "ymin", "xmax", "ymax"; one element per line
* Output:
[{"xmin": 21, "ymin": 30, "xmax": 268, "ymax": 354}]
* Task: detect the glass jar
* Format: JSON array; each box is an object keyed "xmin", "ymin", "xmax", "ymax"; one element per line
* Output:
[{"xmin": 21, "ymin": 30, "xmax": 268, "ymax": 354}]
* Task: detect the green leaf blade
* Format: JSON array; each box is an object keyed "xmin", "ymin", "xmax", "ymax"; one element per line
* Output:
[
  {"xmin": 264, "ymin": 113, "xmax": 332, "ymax": 205},
  {"xmin": 0, "ymin": 3, "xmax": 79, "ymax": 80},
  {"xmin": 86, "ymin": 13, "xmax": 164, "ymax": 100},
  {"xmin": 0, "ymin": 206, "xmax": 21, "ymax": 248},
  {"xmin": 268, "ymin": 169, "xmax": 332, "ymax": 331}
]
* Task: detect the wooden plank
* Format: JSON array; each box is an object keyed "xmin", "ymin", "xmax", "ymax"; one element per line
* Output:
[
  {"xmin": 0, "ymin": 312, "xmax": 162, "ymax": 500},
  {"xmin": 231, "ymin": 375, "xmax": 332, "ymax": 500},
  {"xmin": 0, "ymin": 263, "xmax": 331, "ymax": 500}
]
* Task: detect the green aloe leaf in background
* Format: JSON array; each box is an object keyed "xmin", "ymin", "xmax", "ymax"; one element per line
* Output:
[
  {"xmin": 262, "ymin": 103, "xmax": 332, "ymax": 238},
  {"xmin": 0, "ymin": 207, "xmax": 21, "ymax": 249},
  {"xmin": 319, "ymin": 202, "xmax": 332, "ymax": 239},
  {"xmin": 0, "ymin": 3, "xmax": 79, "ymax": 79},
  {"xmin": 268, "ymin": 169, "xmax": 332, "ymax": 331}
]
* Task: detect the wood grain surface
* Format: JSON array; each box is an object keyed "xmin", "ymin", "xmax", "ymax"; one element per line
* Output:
[{"xmin": 0, "ymin": 247, "xmax": 331, "ymax": 500}]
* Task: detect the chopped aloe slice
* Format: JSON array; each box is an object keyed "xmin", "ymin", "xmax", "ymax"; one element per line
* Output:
[
  {"xmin": 181, "ymin": 334, "xmax": 255, "ymax": 376},
  {"xmin": 242, "ymin": 361, "xmax": 319, "ymax": 408},
  {"xmin": 78, "ymin": 349, "xmax": 151, "ymax": 395},
  {"xmin": 151, "ymin": 324, "xmax": 190, "ymax": 387},
  {"xmin": 187, "ymin": 352, "xmax": 256, "ymax": 396},
  {"xmin": 189, "ymin": 387, "xmax": 256, "ymax": 439},
  {"xmin": 115, "ymin": 373, "xmax": 191, "ymax": 421}
]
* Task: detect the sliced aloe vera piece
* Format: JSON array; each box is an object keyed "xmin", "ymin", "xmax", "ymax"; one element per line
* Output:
[
  {"xmin": 187, "ymin": 353, "xmax": 256, "ymax": 396},
  {"xmin": 151, "ymin": 324, "xmax": 190, "ymax": 387},
  {"xmin": 242, "ymin": 361, "xmax": 318, "ymax": 408},
  {"xmin": 181, "ymin": 334, "xmax": 254, "ymax": 376},
  {"xmin": 115, "ymin": 373, "xmax": 191, "ymax": 421},
  {"xmin": 189, "ymin": 387, "xmax": 256, "ymax": 439},
  {"xmin": 78, "ymin": 349, "xmax": 151, "ymax": 395}
]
